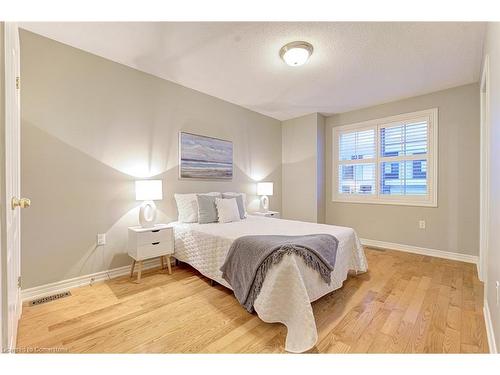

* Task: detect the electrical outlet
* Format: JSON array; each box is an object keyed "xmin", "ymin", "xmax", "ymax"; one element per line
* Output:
[
  {"xmin": 418, "ymin": 220, "xmax": 426, "ymax": 229},
  {"xmin": 97, "ymin": 233, "xmax": 106, "ymax": 246}
]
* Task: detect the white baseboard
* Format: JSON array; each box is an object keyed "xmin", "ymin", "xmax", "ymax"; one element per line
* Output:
[
  {"xmin": 360, "ymin": 238, "xmax": 478, "ymax": 264},
  {"xmin": 484, "ymin": 299, "xmax": 498, "ymax": 354},
  {"xmin": 21, "ymin": 258, "xmax": 162, "ymax": 302}
]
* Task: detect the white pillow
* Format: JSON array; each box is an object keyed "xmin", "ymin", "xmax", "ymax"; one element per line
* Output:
[
  {"xmin": 215, "ymin": 198, "xmax": 241, "ymax": 223},
  {"xmin": 222, "ymin": 192, "xmax": 247, "ymax": 216},
  {"xmin": 174, "ymin": 193, "xmax": 198, "ymax": 223},
  {"xmin": 175, "ymin": 192, "xmax": 221, "ymax": 223}
]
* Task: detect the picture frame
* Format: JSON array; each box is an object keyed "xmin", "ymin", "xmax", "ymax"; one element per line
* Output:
[{"xmin": 179, "ymin": 132, "xmax": 233, "ymax": 180}]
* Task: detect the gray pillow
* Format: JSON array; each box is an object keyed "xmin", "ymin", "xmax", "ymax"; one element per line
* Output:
[
  {"xmin": 197, "ymin": 194, "xmax": 219, "ymax": 224},
  {"xmin": 222, "ymin": 193, "xmax": 245, "ymax": 219}
]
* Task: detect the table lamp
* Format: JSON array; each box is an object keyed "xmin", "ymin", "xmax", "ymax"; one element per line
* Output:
[
  {"xmin": 257, "ymin": 182, "xmax": 273, "ymax": 212},
  {"xmin": 135, "ymin": 180, "xmax": 163, "ymax": 228}
]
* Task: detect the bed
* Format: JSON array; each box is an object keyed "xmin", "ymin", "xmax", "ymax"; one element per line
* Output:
[{"xmin": 172, "ymin": 215, "xmax": 368, "ymax": 353}]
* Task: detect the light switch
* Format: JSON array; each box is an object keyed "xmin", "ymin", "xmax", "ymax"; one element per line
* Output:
[{"xmin": 97, "ymin": 233, "xmax": 106, "ymax": 246}]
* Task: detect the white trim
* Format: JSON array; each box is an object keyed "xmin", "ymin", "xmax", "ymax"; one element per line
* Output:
[
  {"xmin": 333, "ymin": 109, "xmax": 439, "ymax": 132},
  {"xmin": 330, "ymin": 195, "xmax": 438, "ymax": 207},
  {"xmin": 3, "ymin": 21, "xmax": 21, "ymax": 353},
  {"xmin": 332, "ymin": 108, "xmax": 438, "ymax": 207},
  {"xmin": 483, "ymin": 299, "xmax": 497, "ymax": 354},
  {"xmin": 0, "ymin": 23, "xmax": 4, "ymax": 355},
  {"xmin": 361, "ymin": 238, "xmax": 478, "ymax": 264},
  {"xmin": 21, "ymin": 258, "xmax": 163, "ymax": 302},
  {"xmin": 479, "ymin": 55, "xmax": 490, "ymax": 284}
]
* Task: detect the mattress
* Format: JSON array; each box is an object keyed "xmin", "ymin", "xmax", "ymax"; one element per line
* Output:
[{"xmin": 172, "ymin": 215, "xmax": 368, "ymax": 352}]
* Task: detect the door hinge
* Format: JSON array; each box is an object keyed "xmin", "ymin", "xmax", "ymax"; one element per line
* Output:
[
  {"xmin": 16, "ymin": 76, "xmax": 20, "ymax": 90},
  {"xmin": 17, "ymin": 276, "xmax": 21, "ymax": 289}
]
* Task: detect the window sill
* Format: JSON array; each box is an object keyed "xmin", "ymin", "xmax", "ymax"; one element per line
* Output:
[{"xmin": 331, "ymin": 197, "xmax": 437, "ymax": 208}]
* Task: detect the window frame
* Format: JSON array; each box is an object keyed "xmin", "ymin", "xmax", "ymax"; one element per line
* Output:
[{"xmin": 332, "ymin": 108, "xmax": 438, "ymax": 207}]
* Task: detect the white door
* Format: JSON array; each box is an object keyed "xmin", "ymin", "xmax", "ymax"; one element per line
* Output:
[{"xmin": 3, "ymin": 22, "xmax": 27, "ymax": 352}]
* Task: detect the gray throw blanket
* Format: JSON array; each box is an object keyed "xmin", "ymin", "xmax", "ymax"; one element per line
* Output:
[{"xmin": 220, "ymin": 234, "xmax": 339, "ymax": 313}]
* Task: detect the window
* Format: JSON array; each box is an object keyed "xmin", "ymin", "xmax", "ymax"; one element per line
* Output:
[{"xmin": 332, "ymin": 108, "xmax": 438, "ymax": 206}]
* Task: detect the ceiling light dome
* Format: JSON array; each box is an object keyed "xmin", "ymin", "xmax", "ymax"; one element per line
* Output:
[{"xmin": 279, "ymin": 41, "xmax": 314, "ymax": 67}]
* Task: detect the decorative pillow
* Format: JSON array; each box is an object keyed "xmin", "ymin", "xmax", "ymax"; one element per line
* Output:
[
  {"xmin": 174, "ymin": 192, "xmax": 221, "ymax": 223},
  {"xmin": 174, "ymin": 193, "xmax": 198, "ymax": 223},
  {"xmin": 222, "ymin": 192, "xmax": 247, "ymax": 217},
  {"xmin": 197, "ymin": 194, "xmax": 218, "ymax": 224},
  {"xmin": 222, "ymin": 193, "xmax": 246, "ymax": 219},
  {"xmin": 215, "ymin": 198, "xmax": 241, "ymax": 223}
]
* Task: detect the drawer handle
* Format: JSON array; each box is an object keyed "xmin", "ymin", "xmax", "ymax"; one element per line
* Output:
[
  {"xmin": 151, "ymin": 230, "xmax": 160, "ymax": 233},
  {"xmin": 152, "ymin": 242, "xmax": 160, "ymax": 245}
]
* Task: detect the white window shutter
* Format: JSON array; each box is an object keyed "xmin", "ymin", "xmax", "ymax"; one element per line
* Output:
[{"xmin": 333, "ymin": 108, "xmax": 438, "ymax": 207}]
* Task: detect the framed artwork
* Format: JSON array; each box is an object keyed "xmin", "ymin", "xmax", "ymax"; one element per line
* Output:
[{"xmin": 179, "ymin": 132, "xmax": 233, "ymax": 180}]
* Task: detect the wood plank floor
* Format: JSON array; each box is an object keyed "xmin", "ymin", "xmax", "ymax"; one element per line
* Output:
[{"xmin": 16, "ymin": 248, "xmax": 489, "ymax": 353}]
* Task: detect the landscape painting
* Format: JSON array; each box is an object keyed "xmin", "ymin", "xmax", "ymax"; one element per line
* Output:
[{"xmin": 179, "ymin": 132, "xmax": 233, "ymax": 180}]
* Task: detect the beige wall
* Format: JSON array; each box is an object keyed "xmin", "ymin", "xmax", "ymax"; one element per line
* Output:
[
  {"xmin": 20, "ymin": 30, "xmax": 282, "ymax": 289},
  {"xmin": 316, "ymin": 114, "xmax": 325, "ymax": 223},
  {"xmin": 282, "ymin": 113, "xmax": 324, "ymax": 223},
  {"xmin": 483, "ymin": 22, "xmax": 500, "ymax": 351},
  {"xmin": 326, "ymin": 83, "xmax": 480, "ymax": 256}
]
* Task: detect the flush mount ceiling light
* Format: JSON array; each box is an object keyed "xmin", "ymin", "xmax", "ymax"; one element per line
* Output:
[{"xmin": 279, "ymin": 41, "xmax": 314, "ymax": 67}]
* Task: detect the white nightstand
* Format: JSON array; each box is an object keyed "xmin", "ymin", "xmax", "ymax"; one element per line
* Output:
[
  {"xmin": 128, "ymin": 224, "xmax": 174, "ymax": 282},
  {"xmin": 249, "ymin": 211, "xmax": 281, "ymax": 219}
]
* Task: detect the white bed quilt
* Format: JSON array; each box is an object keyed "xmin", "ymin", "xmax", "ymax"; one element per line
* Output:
[{"xmin": 173, "ymin": 216, "xmax": 368, "ymax": 353}]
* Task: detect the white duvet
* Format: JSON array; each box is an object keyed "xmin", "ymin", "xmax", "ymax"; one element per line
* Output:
[{"xmin": 172, "ymin": 216, "xmax": 368, "ymax": 353}]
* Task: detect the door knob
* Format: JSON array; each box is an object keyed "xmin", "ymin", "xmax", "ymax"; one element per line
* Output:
[{"xmin": 11, "ymin": 197, "xmax": 31, "ymax": 210}]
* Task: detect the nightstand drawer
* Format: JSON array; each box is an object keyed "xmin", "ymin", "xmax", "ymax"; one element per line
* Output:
[
  {"xmin": 128, "ymin": 224, "xmax": 175, "ymax": 262},
  {"xmin": 135, "ymin": 242, "xmax": 173, "ymax": 259},
  {"xmin": 135, "ymin": 228, "xmax": 172, "ymax": 245}
]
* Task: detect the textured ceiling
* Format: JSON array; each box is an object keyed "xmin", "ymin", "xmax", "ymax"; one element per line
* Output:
[{"xmin": 21, "ymin": 22, "xmax": 486, "ymax": 120}]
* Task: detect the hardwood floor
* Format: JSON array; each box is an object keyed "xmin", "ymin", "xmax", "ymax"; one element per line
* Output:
[{"xmin": 16, "ymin": 248, "xmax": 489, "ymax": 353}]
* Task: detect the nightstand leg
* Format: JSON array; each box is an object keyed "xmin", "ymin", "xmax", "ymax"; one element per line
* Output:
[
  {"xmin": 160, "ymin": 256, "xmax": 165, "ymax": 269},
  {"xmin": 130, "ymin": 260, "xmax": 136, "ymax": 278},
  {"xmin": 166, "ymin": 256, "xmax": 172, "ymax": 275},
  {"xmin": 137, "ymin": 261, "xmax": 143, "ymax": 283}
]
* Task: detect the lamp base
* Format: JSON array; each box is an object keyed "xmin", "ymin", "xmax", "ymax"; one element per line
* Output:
[
  {"xmin": 139, "ymin": 200, "xmax": 157, "ymax": 228},
  {"xmin": 260, "ymin": 195, "xmax": 269, "ymax": 212}
]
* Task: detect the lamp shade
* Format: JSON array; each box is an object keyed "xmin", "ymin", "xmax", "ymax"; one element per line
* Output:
[
  {"xmin": 257, "ymin": 182, "xmax": 273, "ymax": 196},
  {"xmin": 135, "ymin": 180, "xmax": 163, "ymax": 201}
]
